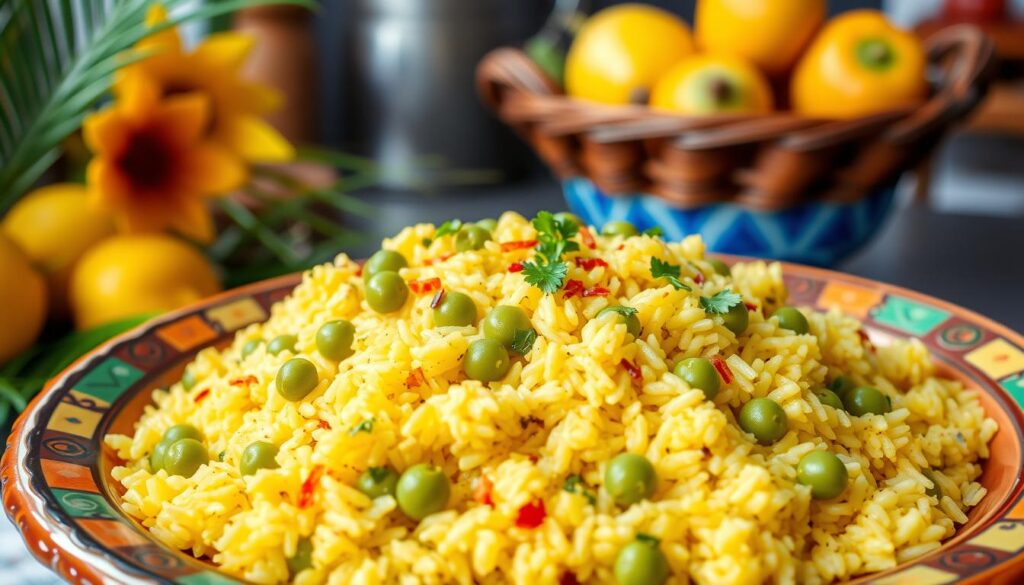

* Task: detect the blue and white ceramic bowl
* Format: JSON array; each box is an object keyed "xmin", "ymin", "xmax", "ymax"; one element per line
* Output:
[{"xmin": 564, "ymin": 178, "xmax": 896, "ymax": 267}]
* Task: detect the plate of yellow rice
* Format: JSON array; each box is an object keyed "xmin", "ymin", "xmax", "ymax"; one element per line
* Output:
[{"xmin": 4, "ymin": 211, "xmax": 1024, "ymax": 585}]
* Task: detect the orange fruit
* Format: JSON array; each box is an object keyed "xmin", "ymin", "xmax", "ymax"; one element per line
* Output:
[
  {"xmin": 70, "ymin": 234, "xmax": 221, "ymax": 329},
  {"xmin": 565, "ymin": 4, "xmax": 694, "ymax": 104},
  {"xmin": 696, "ymin": 0, "xmax": 826, "ymax": 76},
  {"xmin": 651, "ymin": 54, "xmax": 774, "ymax": 115},
  {"xmin": 0, "ymin": 234, "xmax": 48, "ymax": 362},
  {"xmin": 2, "ymin": 183, "xmax": 115, "ymax": 319}
]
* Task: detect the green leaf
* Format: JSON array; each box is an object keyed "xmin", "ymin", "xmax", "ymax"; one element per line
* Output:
[
  {"xmin": 510, "ymin": 329, "xmax": 537, "ymax": 356},
  {"xmin": 522, "ymin": 259, "xmax": 568, "ymax": 294},
  {"xmin": 0, "ymin": 0, "xmax": 316, "ymax": 210},
  {"xmin": 563, "ymin": 474, "xmax": 595, "ymax": 505},
  {"xmin": 650, "ymin": 257, "xmax": 691, "ymax": 291},
  {"xmin": 642, "ymin": 226, "xmax": 663, "ymax": 237},
  {"xmin": 349, "ymin": 417, "xmax": 375, "ymax": 436},
  {"xmin": 699, "ymin": 289, "xmax": 743, "ymax": 315},
  {"xmin": 434, "ymin": 219, "xmax": 463, "ymax": 239},
  {"xmin": 601, "ymin": 306, "xmax": 638, "ymax": 318}
]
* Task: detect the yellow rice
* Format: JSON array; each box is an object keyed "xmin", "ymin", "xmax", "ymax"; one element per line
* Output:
[{"xmin": 106, "ymin": 211, "xmax": 997, "ymax": 585}]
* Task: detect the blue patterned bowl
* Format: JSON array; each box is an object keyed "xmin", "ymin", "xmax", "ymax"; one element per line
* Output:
[{"xmin": 564, "ymin": 178, "xmax": 897, "ymax": 267}]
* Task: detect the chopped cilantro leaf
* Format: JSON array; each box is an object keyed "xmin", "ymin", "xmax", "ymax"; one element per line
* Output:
[
  {"xmin": 650, "ymin": 257, "xmax": 691, "ymax": 291},
  {"xmin": 699, "ymin": 289, "xmax": 743, "ymax": 314},
  {"xmin": 349, "ymin": 417, "xmax": 376, "ymax": 436},
  {"xmin": 563, "ymin": 474, "xmax": 596, "ymax": 505},
  {"xmin": 602, "ymin": 306, "xmax": 638, "ymax": 318},
  {"xmin": 367, "ymin": 466, "xmax": 392, "ymax": 482},
  {"xmin": 522, "ymin": 259, "xmax": 568, "ymax": 294},
  {"xmin": 511, "ymin": 329, "xmax": 537, "ymax": 356},
  {"xmin": 434, "ymin": 219, "xmax": 463, "ymax": 238}
]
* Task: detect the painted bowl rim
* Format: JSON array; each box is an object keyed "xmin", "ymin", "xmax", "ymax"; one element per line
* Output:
[{"xmin": 3, "ymin": 263, "xmax": 1024, "ymax": 585}]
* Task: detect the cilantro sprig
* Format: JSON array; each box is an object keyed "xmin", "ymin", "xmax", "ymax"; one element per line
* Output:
[
  {"xmin": 563, "ymin": 474, "xmax": 596, "ymax": 505},
  {"xmin": 601, "ymin": 306, "xmax": 638, "ymax": 318},
  {"xmin": 434, "ymin": 219, "xmax": 463, "ymax": 238},
  {"xmin": 649, "ymin": 258, "xmax": 692, "ymax": 291},
  {"xmin": 699, "ymin": 289, "xmax": 742, "ymax": 314},
  {"xmin": 510, "ymin": 329, "xmax": 537, "ymax": 356},
  {"xmin": 521, "ymin": 211, "xmax": 581, "ymax": 294}
]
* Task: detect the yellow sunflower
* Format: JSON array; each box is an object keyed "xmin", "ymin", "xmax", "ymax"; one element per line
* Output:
[
  {"xmin": 115, "ymin": 6, "xmax": 294, "ymax": 163},
  {"xmin": 83, "ymin": 74, "xmax": 246, "ymax": 242}
]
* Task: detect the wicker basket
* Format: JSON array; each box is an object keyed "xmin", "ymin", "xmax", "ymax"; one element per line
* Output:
[{"xmin": 476, "ymin": 26, "xmax": 995, "ymax": 211}]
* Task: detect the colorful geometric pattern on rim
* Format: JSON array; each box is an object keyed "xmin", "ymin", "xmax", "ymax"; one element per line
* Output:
[
  {"xmin": 563, "ymin": 178, "xmax": 897, "ymax": 267},
  {"xmin": 3, "ymin": 266, "xmax": 1024, "ymax": 585}
]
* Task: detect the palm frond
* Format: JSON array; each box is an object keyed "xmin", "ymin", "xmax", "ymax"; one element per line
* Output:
[{"xmin": 0, "ymin": 0, "xmax": 313, "ymax": 211}]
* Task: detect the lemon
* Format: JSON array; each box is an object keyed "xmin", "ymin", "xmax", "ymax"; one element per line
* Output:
[
  {"xmin": 651, "ymin": 54, "xmax": 774, "ymax": 115},
  {"xmin": 566, "ymin": 4, "xmax": 694, "ymax": 105},
  {"xmin": 0, "ymin": 234, "xmax": 48, "ymax": 362},
  {"xmin": 2, "ymin": 183, "xmax": 115, "ymax": 318},
  {"xmin": 70, "ymin": 234, "xmax": 221, "ymax": 330}
]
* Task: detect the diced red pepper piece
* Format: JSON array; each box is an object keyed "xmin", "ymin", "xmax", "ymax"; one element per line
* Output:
[
  {"xmin": 582, "ymin": 286, "xmax": 609, "ymax": 298},
  {"xmin": 424, "ymin": 253, "xmax": 453, "ymax": 266},
  {"xmin": 229, "ymin": 375, "xmax": 257, "ymax": 387},
  {"xmin": 430, "ymin": 289, "xmax": 446, "ymax": 309},
  {"xmin": 500, "ymin": 240, "xmax": 537, "ymax": 252},
  {"xmin": 857, "ymin": 329, "xmax": 875, "ymax": 352},
  {"xmin": 711, "ymin": 356, "xmax": 733, "ymax": 385},
  {"xmin": 559, "ymin": 572, "xmax": 580, "ymax": 585},
  {"xmin": 621, "ymin": 359, "xmax": 642, "ymax": 383},
  {"xmin": 193, "ymin": 388, "xmax": 211, "ymax": 403},
  {"xmin": 318, "ymin": 420, "xmax": 331, "ymax": 430},
  {"xmin": 508, "ymin": 262, "xmax": 524, "ymax": 273},
  {"xmin": 405, "ymin": 367, "xmax": 426, "ymax": 389},
  {"xmin": 409, "ymin": 277, "xmax": 442, "ymax": 295},
  {"xmin": 574, "ymin": 257, "xmax": 608, "ymax": 270},
  {"xmin": 473, "ymin": 475, "xmax": 494, "ymax": 507},
  {"xmin": 744, "ymin": 302, "xmax": 759, "ymax": 312},
  {"xmin": 563, "ymin": 279, "xmax": 585, "ymax": 299},
  {"xmin": 515, "ymin": 499, "xmax": 546, "ymax": 528},
  {"xmin": 693, "ymin": 272, "xmax": 705, "ymax": 285},
  {"xmin": 580, "ymin": 227, "xmax": 596, "ymax": 250},
  {"xmin": 355, "ymin": 265, "xmax": 363, "ymax": 277},
  {"xmin": 299, "ymin": 465, "xmax": 323, "ymax": 509}
]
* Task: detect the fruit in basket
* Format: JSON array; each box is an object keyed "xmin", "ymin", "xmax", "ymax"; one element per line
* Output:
[
  {"xmin": 0, "ymin": 234, "xmax": 48, "ymax": 363},
  {"xmin": 2, "ymin": 183, "xmax": 114, "ymax": 319},
  {"xmin": 792, "ymin": 10, "xmax": 927, "ymax": 119},
  {"xmin": 565, "ymin": 4, "xmax": 694, "ymax": 105},
  {"xmin": 69, "ymin": 234, "xmax": 221, "ymax": 329},
  {"xmin": 651, "ymin": 54, "xmax": 773, "ymax": 115},
  {"xmin": 696, "ymin": 0, "xmax": 826, "ymax": 76}
]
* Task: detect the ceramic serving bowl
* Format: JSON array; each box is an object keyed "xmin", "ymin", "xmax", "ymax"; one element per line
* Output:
[
  {"xmin": 564, "ymin": 178, "xmax": 897, "ymax": 267},
  {"xmin": 4, "ymin": 265, "xmax": 1024, "ymax": 585}
]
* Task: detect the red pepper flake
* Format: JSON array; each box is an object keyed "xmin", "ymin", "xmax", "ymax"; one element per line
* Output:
[
  {"xmin": 515, "ymin": 499, "xmax": 546, "ymax": 529},
  {"xmin": 405, "ymin": 367, "xmax": 427, "ymax": 389},
  {"xmin": 711, "ymin": 356, "xmax": 733, "ymax": 385},
  {"xmin": 229, "ymin": 375, "xmax": 258, "ymax": 387},
  {"xmin": 580, "ymin": 227, "xmax": 597, "ymax": 250},
  {"xmin": 408, "ymin": 277, "xmax": 442, "ymax": 295},
  {"xmin": 193, "ymin": 388, "xmax": 211, "ymax": 403},
  {"xmin": 574, "ymin": 257, "xmax": 608, "ymax": 270},
  {"xmin": 500, "ymin": 239, "xmax": 537, "ymax": 252},
  {"xmin": 559, "ymin": 572, "xmax": 580, "ymax": 585},
  {"xmin": 299, "ymin": 465, "xmax": 323, "ymax": 509},
  {"xmin": 473, "ymin": 475, "xmax": 495, "ymax": 507},
  {"xmin": 355, "ymin": 264, "xmax": 363, "ymax": 277},
  {"xmin": 563, "ymin": 279, "xmax": 585, "ymax": 299},
  {"xmin": 617, "ymin": 244, "xmax": 625, "ymax": 251},
  {"xmin": 744, "ymin": 302, "xmax": 759, "ymax": 312},
  {"xmin": 318, "ymin": 420, "xmax": 331, "ymax": 430},
  {"xmin": 582, "ymin": 286, "xmax": 609, "ymax": 298},
  {"xmin": 693, "ymin": 272, "xmax": 705, "ymax": 285},
  {"xmin": 424, "ymin": 253, "xmax": 453, "ymax": 266},
  {"xmin": 857, "ymin": 329, "xmax": 875, "ymax": 352},
  {"xmin": 621, "ymin": 359, "xmax": 642, "ymax": 383},
  {"xmin": 508, "ymin": 261, "xmax": 524, "ymax": 273},
  {"xmin": 430, "ymin": 289, "xmax": 447, "ymax": 309}
]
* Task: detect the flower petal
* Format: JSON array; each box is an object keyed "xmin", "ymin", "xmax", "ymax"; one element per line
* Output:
[
  {"xmin": 154, "ymin": 93, "xmax": 210, "ymax": 147},
  {"xmin": 180, "ymin": 144, "xmax": 248, "ymax": 194},
  {"xmin": 118, "ymin": 74, "xmax": 162, "ymax": 123},
  {"xmin": 218, "ymin": 116, "xmax": 295, "ymax": 163},
  {"xmin": 83, "ymin": 108, "xmax": 131, "ymax": 157},
  {"xmin": 168, "ymin": 196, "xmax": 216, "ymax": 243},
  {"xmin": 194, "ymin": 32, "xmax": 254, "ymax": 72},
  {"xmin": 86, "ymin": 159, "xmax": 134, "ymax": 207},
  {"xmin": 138, "ymin": 5, "xmax": 182, "ymax": 55}
]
